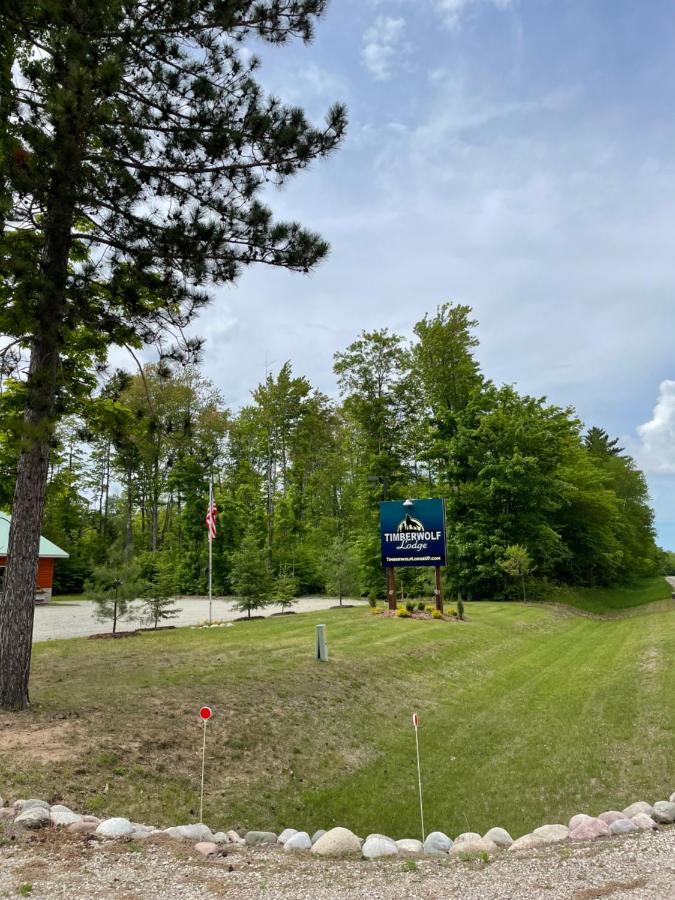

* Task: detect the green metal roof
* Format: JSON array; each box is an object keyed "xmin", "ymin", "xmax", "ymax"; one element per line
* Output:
[{"xmin": 0, "ymin": 513, "xmax": 69, "ymax": 559}]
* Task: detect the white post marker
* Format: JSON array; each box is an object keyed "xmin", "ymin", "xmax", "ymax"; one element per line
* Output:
[
  {"xmin": 199, "ymin": 706, "xmax": 213, "ymax": 824},
  {"xmin": 412, "ymin": 712, "xmax": 425, "ymax": 844}
]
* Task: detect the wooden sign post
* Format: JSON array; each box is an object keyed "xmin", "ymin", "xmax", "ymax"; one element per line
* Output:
[
  {"xmin": 434, "ymin": 566, "xmax": 443, "ymax": 612},
  {"xmin": 387, "ymin": 567, "xmax": 397, "ymax": 610}
]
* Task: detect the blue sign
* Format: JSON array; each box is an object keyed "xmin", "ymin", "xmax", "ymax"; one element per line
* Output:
[{"xmin": 380, "ymin": 499, "xmax": 447, "ymax": 568}]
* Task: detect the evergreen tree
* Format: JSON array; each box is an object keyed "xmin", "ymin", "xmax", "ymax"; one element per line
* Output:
[
  {"xmin": 0, "ymin": 1, "xmax": 345, "ymax": 707},
  {"xmin": 322, "ymin": 537, "xmax": 360, "ymax": 606},
  {"xmin": 230, "ymin": 531, "xmax": 274, "ymax": 619}
]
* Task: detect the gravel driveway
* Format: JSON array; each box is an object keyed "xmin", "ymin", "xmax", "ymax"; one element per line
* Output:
[
  {"xmin": 33, "ymin": 596, "xmax": 362, "ymax": 642},
  {"xmin": 0, "ymin": 829, "xmax": 673, "ymax": 899}
]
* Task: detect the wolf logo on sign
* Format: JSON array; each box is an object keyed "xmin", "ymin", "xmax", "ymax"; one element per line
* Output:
[{"xmin": 397, "ymin": 513, "xmax": 424, "ymax": 533}]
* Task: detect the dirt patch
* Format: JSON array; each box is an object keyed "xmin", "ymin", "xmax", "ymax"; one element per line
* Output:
[
  {"xmin": 0, "ymin": 720, "xmax": 82, "ymax": 764},
  {"xmin": 574, "ymin": 878, "xmax": 648, "ymax": 899}
]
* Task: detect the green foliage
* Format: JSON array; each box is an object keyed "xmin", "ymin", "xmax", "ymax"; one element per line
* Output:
[
  {"xmin": 662, "ymin": 550, "xmax": 675, "ymax": 576},
  {"xmin": 395, "ymin": 606, "xmax": 411, "ymax": 618},
  {"xmin": 431, "ymin": 609, "xmax": 443, "ymax": 619},
  {"xmin": 457, "ymin": 597, "xmax": 465, "ymax": 620},
  {"xmin": 405, "ymin": 600, "xmax": 415, "ymax": 612},
  {"xmin": 230, "ymin": 531, "xmax": 274, "ymax": 619},
  {"xmin": 322, "ymin": 537, "xmax": 360, "ymax": 606},
  {"xmin": 445, "ymin": 606, "xmax": 457, "ymax": 617},
  {"xmin": 88, "ymin": 562, "xmax": 150, "ymax": 634},
  {"xmin": 417, "ymin": 601, "xmax": 425, "ymax": 611},
  {"xmin": 273, "ymin": 568, "xmax": 298, "ymax": 613},
  {"xmin": 367, "ymin": 595, "xmax": 377, "ymax": 609},
  {"xmin": 499, "ymin": 545, "xmax": 533, "ymax": 602},
  {"xmin": 142, "ymin": 557, "xmax": 181, "ymax": 629}
]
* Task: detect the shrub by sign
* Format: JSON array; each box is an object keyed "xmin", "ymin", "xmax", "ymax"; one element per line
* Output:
[{"xmin": 380, "ymin": 499, "xmax": 447, "ymax": 568}]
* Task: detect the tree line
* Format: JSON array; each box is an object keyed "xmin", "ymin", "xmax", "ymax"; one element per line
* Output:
[{"xmin": 0, "ymin": 304, "xmax": 663, "ymax": 605}]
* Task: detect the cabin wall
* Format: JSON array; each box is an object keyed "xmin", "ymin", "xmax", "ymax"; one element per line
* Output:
[{"xmin": 0, "ymin": 555, "xmax": 54, "ymax": 601}]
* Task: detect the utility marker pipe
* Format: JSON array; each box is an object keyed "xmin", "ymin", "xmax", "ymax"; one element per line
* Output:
[{"xmin": 412, "ymin": 712, "xmax": 425, "ymax": 844}]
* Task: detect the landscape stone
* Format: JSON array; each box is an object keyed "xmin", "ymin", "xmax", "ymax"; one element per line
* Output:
[
  {"xmin": 15, "ymin": 807, "xmax": 50, "ymax": 829},
  {"xmin": 423, "ymin": 831, "xmax": 453, "ymax": 855},
  {"xmin": 227, "ymin": 830, "xmax": 245, "ymax": 844},
  {"xmin": 395, "ymin": 839, "xmax": 424, "ymax": 854},
  {"xmin": 96, "ymin": 817, "xmax": 135, "ymax": 839},
  {"xmin": 598, "ymin": 811, "xmax": 626, "ymax": 826},
  {"xmin": 362, "ymin": 835, "xmax": 398, "ymax": 859},
  {"xmin": 509, "ymin": 834, "xmax": 546, "ymax": 851},
  {"xmin": 213, "ymin": 832, "xmax": 228, "ymax": 844},
  {"xmin": 17, "ymin": 799, "xmax": 50, "ymax": 813},
  {"xmin": 449, "ymin": 838, "xmax": 497, "ymax": 858},
  {"xmin": 284, "ymin": 832, "xmax": 312, "ymax": 852},
  {"xmin": 622, "ymin": 801, "xmax": 653, "ymax": 819},
  {"xmin": 670, "ymin": 792, "xmax": 675, "ymax": 804},
  {"xmin": 194, "ymin": 841, "xmax": 218, "ymax": 858},
  {"xmin": 609, "ymin": 818, "xmax": 638, "ymax": 835},
  {"xmin": 277, "ymin": 828, "xmax": 298, "ymax": 844},
  {"xmin": 82, "ymin": 815, "xmax": 101, "ymax": 824},
  {"xmin": 631, "ymin": 813, "xmax": 658, "ymax": 830},
  {"xmin": 569, "ymin": 818, "xmax": 611, "ymax": 841},
  {"xmin": 311, "ymin": 829, "xmax": 326, "ymax": 845},
  {"xmin": 245, "ymin": 830, "xmax": 277, "ymax": 846},
  {"xmin": 50, "ymin": 805, "xmax": 83, "ymax": 827},
  {"xmin": 0, "ymin": 796, "xmax": 3, "ymax": 807},
  {"xmin": 165, "ymin": 824, "xmax": 215, "ymax": 842},
  {"xmin": 651, "ymin": 801, "xmax": 675, "ymax": 824},
  {"xmin": 311, "ymin": 827, "xmax": 362, "ymax": 856},
  {"xmin": 454, "ymin": 831, "xmax": 482, "ymax": 843},
  {"xmin": 483, "ymin": 827, "xmax": 513, "ymax": 848},
  {"xmin": 67, "ymin": 821, "xmax": 98, "ymax": 834},
  {"xmin": 532, "ymin": 824, "xmax": 570, "ymax": 844},
  {"xmin": 568, "ymin": 814, "xmax": 594, "ymax": 831}
]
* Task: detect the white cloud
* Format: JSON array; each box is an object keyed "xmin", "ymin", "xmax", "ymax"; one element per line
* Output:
[
  {"xmin": 635, "ymin": 381, "xmax": 675, "ymax": 474},
  {"xmin": 362, "ymin": 16, "xmax": 406, "ymax": 80},
  {"xmin": 434, "ymin": 0, "xmax": 514, "ymax": 30}
]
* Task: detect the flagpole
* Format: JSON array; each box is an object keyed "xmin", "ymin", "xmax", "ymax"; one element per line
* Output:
[{"xmin": 208, "ymin": 477, "xmax": 213, "ymax": 626}]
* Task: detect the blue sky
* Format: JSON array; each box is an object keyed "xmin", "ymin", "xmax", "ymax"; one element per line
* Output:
[{"xmin": 176, "ymin": 0, "xmax": 675, "ymax": 548}]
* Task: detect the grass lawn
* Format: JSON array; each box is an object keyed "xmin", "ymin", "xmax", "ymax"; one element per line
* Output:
[
  {"xmin": 538, "ymin": 575, "xmax": 672, "ymax": 615},
  {"xmin": 1, "ymin": 582, "xmax": 673, "ymax": 841}
]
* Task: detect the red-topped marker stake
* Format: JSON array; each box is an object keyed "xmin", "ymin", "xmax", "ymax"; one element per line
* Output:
[{"xmin": 199, "ymin": 706, "xmax": 213, "ymax": 823}]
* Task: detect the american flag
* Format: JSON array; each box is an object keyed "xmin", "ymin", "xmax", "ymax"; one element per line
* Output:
[{"xmin": 206, "ymin": 482, "xmax": 218, "ymax": 542}]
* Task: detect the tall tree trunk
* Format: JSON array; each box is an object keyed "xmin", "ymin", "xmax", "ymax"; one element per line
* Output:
[
  {"xmin": 0, "ymin": 233, "xmax": 72, "ymax": 708},
  {"xmin": 0, "ymin": 50, "xmax": 83, "ymax": 708},
  {"xmin": 124, "ymin": 464, "xmax": 134, "ymax": 562}
]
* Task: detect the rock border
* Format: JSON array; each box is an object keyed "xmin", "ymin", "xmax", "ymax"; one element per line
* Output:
[{"xmin": 1, "ymin": 791, "xmax": 672, "ymax": 861}]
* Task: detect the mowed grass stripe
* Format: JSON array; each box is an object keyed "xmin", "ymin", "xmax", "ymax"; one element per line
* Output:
[{"xmin": 1, "ymin": 588, "xmax": 672, "ymax": 838}]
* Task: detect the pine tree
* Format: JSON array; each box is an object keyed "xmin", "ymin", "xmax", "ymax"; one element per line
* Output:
[
  {"xmin": 230, "ymin": 531, "xmax": 274, "ymax": 619},
  {"xmin": 0, "ymin": 1, "xmax": 345, "ymax": 707}
]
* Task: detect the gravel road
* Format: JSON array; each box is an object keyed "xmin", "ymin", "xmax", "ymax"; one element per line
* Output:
[
  {"xmin": 0, "ymin": 829, "xmax": 673, "ymax": 899},
  {"xmin": 33, "ymin": 596, "xmax": 363, "ymax": 642}
]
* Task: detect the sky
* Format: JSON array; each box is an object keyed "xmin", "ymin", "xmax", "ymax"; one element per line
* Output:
[{"xmin": 145, "ymin": 0, "xmax": 675, "ymax": 548}]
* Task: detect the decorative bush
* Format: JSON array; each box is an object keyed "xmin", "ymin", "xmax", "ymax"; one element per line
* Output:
[
  {"xmin": 368, "ymin": 595, "xmax": 377, "ymax": 608},
  {"xmin": 417, "ymin": 601, "xmax": 425, "ymax": 611},
  {"xmin": 431, "ymin": 609, "xmax": 443, "ymax": 619},
  {"xmin": 396, "ymin": 606, "xmax": 412, "ymax": 617},
  {"xmin": 457, "ymin": 597, "xmax": 465, "ymax": 620},
  {"xmin": 405, "ymin": 600, "xmax": 415, "ymax": 613},
  {"xmin": 371, "ymin": 607, "xmax": 383, "ymax": 615},
  {"xmin": 424, "ymin": 604, "xmax": 436, "ymax": 614},
  {"xmin": 445, "ymin": 606, "xmax": 457, "ymax": 617}
]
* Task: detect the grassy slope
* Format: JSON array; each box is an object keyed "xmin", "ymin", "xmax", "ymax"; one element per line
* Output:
[
  {"xmin": 1, "ymin": 586, "xmax": 673, "ymax": 841},
  {"xmin": 539, "ymin": 576, "xmax": 671, "ymax": 614}
]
